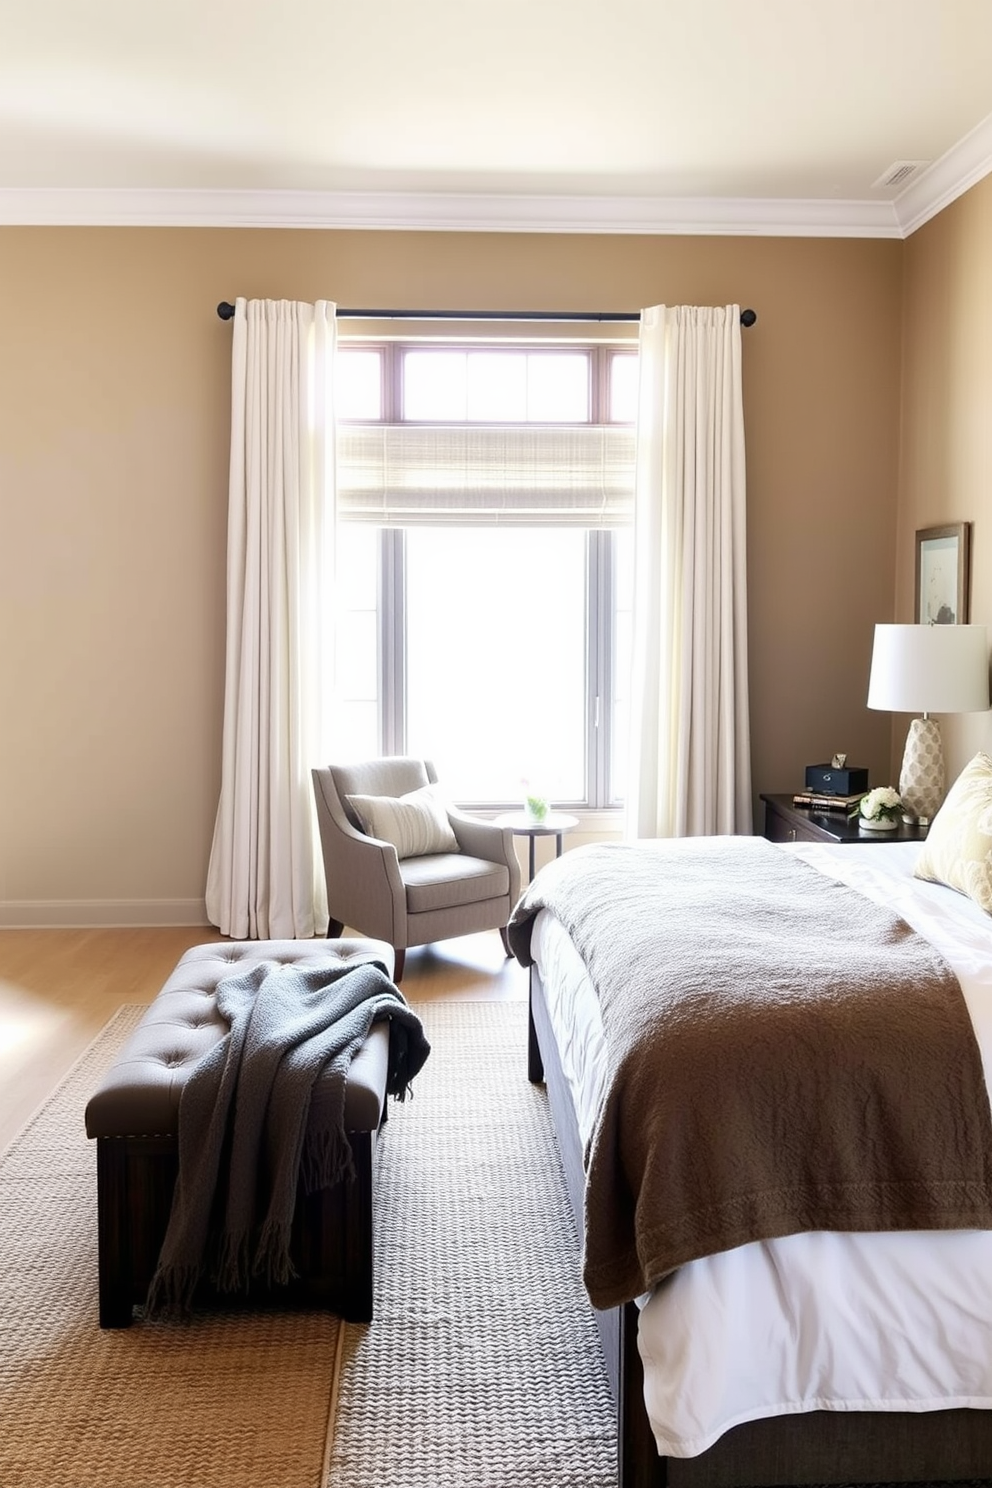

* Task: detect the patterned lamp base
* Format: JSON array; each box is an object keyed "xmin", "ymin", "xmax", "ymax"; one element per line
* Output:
[{"xmin": 898, "ymin": 716, "xmax": 945, "ymax": 824}]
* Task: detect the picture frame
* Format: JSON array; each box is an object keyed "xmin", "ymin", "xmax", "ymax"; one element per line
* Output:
[{"xmin": 915, "ymin": 522, "xmax": 971, "ymax": 625}]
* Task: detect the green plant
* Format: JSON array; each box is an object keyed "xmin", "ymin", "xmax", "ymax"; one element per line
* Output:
[{"xmin": 525, "ymin": 793, "xmax": 549, "ymax": 821}]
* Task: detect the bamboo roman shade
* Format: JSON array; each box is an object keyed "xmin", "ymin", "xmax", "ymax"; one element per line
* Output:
[{"xmin": 336, "ymin": 423, "xmax": 635, "ymax": 526}]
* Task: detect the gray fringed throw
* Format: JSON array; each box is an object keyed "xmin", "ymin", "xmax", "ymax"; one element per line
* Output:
[{"xmin": 146, "ymin": 958, "xmax": 430, "ymax": 1315}]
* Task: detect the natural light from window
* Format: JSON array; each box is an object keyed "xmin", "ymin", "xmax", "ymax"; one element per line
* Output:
[
  {"xmin": 611, "ymin": 354, "xmax": 638, "ymax": 423},
  {"xmin": 403, "ymin": 350, "xmax": 589, "ymax": 422},
  {"xmin": 405, "ymin": 527, "xmax": 586, "ymax": 802},
  {"xmin": 335, "ymin": 350, "xmax": 381, "ymax": 420},
  {"xmin": 332, "ymin": 523, "xmax": 378, "ymax": 762},
  {"xmin": 329, "ymin": 340, "xmax": 637, "ymax": 808}
]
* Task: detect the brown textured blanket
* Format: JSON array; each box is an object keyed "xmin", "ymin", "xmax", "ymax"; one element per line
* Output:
[{"xmin": 507, "ymin": 837, "xmax": 992, "ymax": 1311}]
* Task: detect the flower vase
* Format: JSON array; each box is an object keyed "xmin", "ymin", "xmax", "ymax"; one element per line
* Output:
[
  {"xmin": 857, "ymin": 786, "xmax": 902, "ymax": 834},
  {"xmin": 524, "ymin": 795, "xmax": 549, "ymax": 824}
]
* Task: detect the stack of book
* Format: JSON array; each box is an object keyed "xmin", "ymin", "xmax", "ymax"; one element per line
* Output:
[{"xmin": 792, "ymin": 789, "xmax": 865, "ymax": 815}]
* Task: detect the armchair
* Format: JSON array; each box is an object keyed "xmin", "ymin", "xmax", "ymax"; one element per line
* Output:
[{"xmin": 311, "ymin": 758, "xmax": 521, "ymax": 980}]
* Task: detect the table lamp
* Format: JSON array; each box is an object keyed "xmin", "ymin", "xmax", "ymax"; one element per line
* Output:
[{"xmin": 866, "ymin": 623, "xmax": 989, "ymax": 823}]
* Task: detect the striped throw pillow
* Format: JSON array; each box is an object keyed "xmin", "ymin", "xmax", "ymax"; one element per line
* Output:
[{"xmin": 346, "ymin": 784, "xmax": 460, "ymax": 859}]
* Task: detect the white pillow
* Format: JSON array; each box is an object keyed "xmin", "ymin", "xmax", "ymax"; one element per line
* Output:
[
  {"xmin": 346, "ymin": 783, "xmax": 460, "ymax": 859},
  {"xmin": 914, "ymin": 751, "xmax": 992, "ymax": 914}
]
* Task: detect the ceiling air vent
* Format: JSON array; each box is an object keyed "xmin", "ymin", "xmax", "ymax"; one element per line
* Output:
[{"xmin": 872, "ymin": 160, "xmax": 930, "ymax": 190}]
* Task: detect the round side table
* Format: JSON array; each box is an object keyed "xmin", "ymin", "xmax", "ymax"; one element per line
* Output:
[{"xmin": 494, "ymin": 811, "xmax": 579, "ymax": 883}]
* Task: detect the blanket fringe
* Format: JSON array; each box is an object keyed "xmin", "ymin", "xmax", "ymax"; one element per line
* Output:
[
  {"xmin": 253, "ymin": 1214, "xmax": 299, "ymax": 1289},
  {"xmin": 300, "ymin": 1125, "xmax": 355, "ymax": 1196},
  {"xmin": 214, "ymin": 1228, "xmax": 254, "ymax": 1295},
  {"xmin": 145, "ymin": 1261, "xmax": 201, "ymax": 1319},
  {"xmin": 387, "ymin": 1027, "xmax": 424, "ymax": 1102}
]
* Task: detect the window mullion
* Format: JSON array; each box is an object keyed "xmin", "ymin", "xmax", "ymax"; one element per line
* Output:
[
  {"xmin": 376, "ymin": 348, "xmax": 405, "ymax": 757},
  {"xmin": 587, "ymin": 530, "xmax": 612, "ymax": 809},
  {"xmin": 591, "ymin": 345, "xmax": 608, "ymax": 424},
  {"xmin": 603, "ymin": 531, "xmax": 616, "ymax": 810},
  {"xmin": 386, "ymin": 343, "xmax": 403, "ymax": 421},
  {"xmin": 379, "ymin": 527, "xmax": 406, "ymax": 755}
]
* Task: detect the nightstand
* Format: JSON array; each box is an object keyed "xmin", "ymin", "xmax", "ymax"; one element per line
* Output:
[{"xmin": 760, "ymin": 793, "xmax": 930, "ymax": 846}]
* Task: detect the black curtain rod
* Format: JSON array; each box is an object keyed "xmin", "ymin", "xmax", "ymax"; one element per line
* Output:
[{"xmin": 216, "ymin": 301, "xmax": 757, "ymax": 327}]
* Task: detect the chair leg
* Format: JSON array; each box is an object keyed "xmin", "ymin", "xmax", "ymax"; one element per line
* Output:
[
  {"xmin": 393, "ymin": 949, "xmax": 405, "ymax": 982},
  {"xmin": 500, "ymin": 926, "xmax": 512, "ymax": 958},
  {"xmin": 326, "ymin": 917, "xmax": 345, "ymax": 938}
]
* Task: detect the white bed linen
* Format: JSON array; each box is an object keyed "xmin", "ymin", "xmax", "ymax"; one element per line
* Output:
[{"xmin": 530, "ymin": 840, "xmax": 992, "ymax": 1458}]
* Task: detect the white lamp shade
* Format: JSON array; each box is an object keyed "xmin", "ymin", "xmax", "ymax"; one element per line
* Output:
[{"xmin": 867, "ymin": 624, "xmax": 990, "ymax": 715}]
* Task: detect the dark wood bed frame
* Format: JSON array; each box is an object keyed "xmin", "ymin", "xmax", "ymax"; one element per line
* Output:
[{"xmin": 527, "ymin": 960, "xmax": 992, "ymax": 1488}]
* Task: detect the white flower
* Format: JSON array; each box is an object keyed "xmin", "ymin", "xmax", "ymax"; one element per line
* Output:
[{"xmin": 860, "ymin": 786, "xmax": 901, "ymax": 820}]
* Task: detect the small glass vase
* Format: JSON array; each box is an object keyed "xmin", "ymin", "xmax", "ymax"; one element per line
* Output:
[{"xmin": 524, "ymin": 794, "xmax": 549, "ymax": 824}]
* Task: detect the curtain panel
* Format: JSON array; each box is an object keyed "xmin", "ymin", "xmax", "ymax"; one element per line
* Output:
[
  {"xmin": 205, "ymin": 298, "xmax": 335, "ymax": 939},
  {"xmin": 626, "ymin": 304, "xmax": 752, "ymax": 839}
]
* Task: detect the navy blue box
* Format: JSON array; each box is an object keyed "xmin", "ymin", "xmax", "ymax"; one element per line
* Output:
[{"xmin": 804, "ymin": 764, "xmax": 869, "ymax": 796}]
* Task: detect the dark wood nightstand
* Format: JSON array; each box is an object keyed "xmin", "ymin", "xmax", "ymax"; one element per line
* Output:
[{"xmin": 760, "ymin": 793, "xmax": 930, "ymax": 846}]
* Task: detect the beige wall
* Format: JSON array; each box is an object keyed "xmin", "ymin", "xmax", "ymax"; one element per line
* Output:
[
  {"xmin": 0, "ymin": 226, "xmax": 905, "ymax": 923},
  {"xmin": 897, "ymin": 175, "xmax": 992, "ymax": 783}
]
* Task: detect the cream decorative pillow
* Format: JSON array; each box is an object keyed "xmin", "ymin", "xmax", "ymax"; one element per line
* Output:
[
  {"xmin": 914, "ymin": 751, "xmax": 992, "ymax": 913},
  {"xmin": 346, "ymin": 784, "xmax": 460, "ymax": 859}
]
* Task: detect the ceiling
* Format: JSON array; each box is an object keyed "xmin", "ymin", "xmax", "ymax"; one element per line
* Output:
[{"xmin": 3, "ymin": 0, "xmax": 992, "ymax": 236}]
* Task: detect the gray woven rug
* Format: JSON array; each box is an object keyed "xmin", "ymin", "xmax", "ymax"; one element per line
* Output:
[
  {"xmin": 325, "ymin": 998, "xmax": 616, "ymax": 1487},
  {"xmin": 326, "ymin": 1000, "xmax": 992, "ymax": 1488}
]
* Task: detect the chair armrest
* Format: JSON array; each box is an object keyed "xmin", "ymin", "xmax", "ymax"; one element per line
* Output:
[
  {"xmin": 330, "ymin": 826, "xmax": 408, "ymax": 935},
  {"xmin": 312, "ymin": 769, "xmax": 409, "ymax": 942},
  {"xmin": 446, "ymin": 809, "xmax": 522, "ymax": 903}
]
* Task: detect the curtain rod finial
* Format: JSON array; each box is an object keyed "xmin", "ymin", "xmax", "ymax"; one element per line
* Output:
[
  {"xmin": 740, "ymin": 308, "xmax": 756, "ymax": 327},
  {"xmin": 217, "ymin": 301, "xmax": 236, "ymax": 321}
]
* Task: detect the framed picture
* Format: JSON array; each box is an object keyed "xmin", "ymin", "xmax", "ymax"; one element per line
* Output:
[{"xmin": 915, "ymin": 522, "xmax": 971, "ymax": 625}]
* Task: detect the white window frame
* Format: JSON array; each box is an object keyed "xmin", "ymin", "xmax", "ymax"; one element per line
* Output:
[{"xmin": 336, "ymin": 339, "xmax": 635, "ymax": 810}]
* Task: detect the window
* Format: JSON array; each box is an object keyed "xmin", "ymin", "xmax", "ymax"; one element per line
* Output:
[
  {"xmin": 405, "ymin": 526, "xmax": 587, "ymax": 802},
  {"xmin": 329, "ymin": 339, "xmax": 637, "ymax": 809}
]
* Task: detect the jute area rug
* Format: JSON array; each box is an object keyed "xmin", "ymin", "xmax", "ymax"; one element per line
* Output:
[
  {"xmin": 0, "ymin": 998, "xmax": 616, "ymax": 1488},
  {"xmin": 324, "ymin": 998, "xmax": 616, "ymax": 1488},
  {"xmin": 0, "ymin": 1005, "xmax": 343, "ymax": 1488}
]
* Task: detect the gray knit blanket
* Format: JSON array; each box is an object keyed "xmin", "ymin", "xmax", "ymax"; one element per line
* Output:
[
  {"xmin": 508, "ymin": 837, "xmax": 992, "ymax": 1310},
  {"xmin": 146, "ymin": 958, "xmax": 430, "ymax": 1315}
]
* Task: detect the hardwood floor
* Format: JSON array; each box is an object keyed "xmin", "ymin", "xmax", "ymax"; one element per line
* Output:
[{"xmin": 0, "ymin": 926, "xmax": 526, "ymax": 1151}]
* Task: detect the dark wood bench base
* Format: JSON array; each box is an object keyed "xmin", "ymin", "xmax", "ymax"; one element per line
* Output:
[
  {"xmin": 85, "ymin": 940, "xmax": 397, "ymax": 1331},
  {"xmin": 96, "ymin": 1127, "xmax": 377, "ymax": 1328}
]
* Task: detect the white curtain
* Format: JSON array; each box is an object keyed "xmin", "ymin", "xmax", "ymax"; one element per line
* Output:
[
  {"xmin": 626, "ymin": 304, "xmax": 752, "ymax": 838},
  {"xmin": 205, "ymin": 298, "xmax": 335, "ymax": 939}
]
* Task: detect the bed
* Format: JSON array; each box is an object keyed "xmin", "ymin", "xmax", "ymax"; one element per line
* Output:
[{"xmin": 508, "ymin": 812, "xmax": 992, "ymax": 1488}]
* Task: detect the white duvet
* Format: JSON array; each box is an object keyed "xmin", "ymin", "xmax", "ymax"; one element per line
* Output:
[{"xmin": 531, "ymin": 840, "xmax": 992, "ymax": 1458}]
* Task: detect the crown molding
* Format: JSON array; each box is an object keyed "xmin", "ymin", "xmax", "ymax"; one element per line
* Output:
[
  {"xmin": 0, "ymin": 184, "xmax": 904, "ymax": 237},
  {"xmin": 894, "ymin": 108, "xmax": 992, "ymax": 235},
  {"xmin": 2, "ymin": 123, "xmax": 991, "ymax": 237}
]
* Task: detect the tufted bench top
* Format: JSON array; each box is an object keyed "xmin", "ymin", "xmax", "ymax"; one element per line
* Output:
[{"xmin": 84, "ymin": 938, "xmax": 396, "ymax": 1141}]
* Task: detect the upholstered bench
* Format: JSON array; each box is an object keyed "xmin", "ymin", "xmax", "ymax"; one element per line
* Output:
[{"xmin": 84, "ymin": 937, "xmax": 394, "ymax": 1328}]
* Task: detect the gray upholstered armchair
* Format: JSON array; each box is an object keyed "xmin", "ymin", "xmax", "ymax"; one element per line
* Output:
[{"xmin": 311, "ymin": 758, "xmax": 521, "ymax": 980}]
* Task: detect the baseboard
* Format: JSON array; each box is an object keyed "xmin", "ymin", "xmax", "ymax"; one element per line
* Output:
[{"xmin": 0, "ymin": 899, "xmax": 210, "ymax": 929}]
